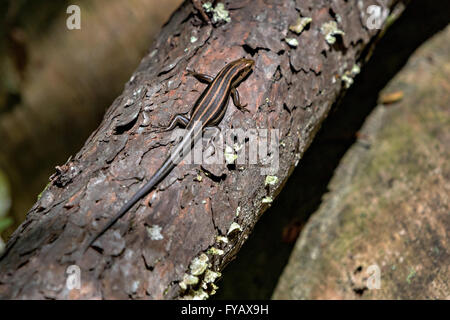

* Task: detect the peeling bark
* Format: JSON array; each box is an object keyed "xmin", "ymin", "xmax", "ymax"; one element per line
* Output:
[{"xmin": 0, "ymin": 0, "xmax": 408, "ymax": 299}]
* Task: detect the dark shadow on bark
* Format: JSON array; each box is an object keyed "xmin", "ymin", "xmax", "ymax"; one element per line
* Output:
[{"xmin": 214, "ymin": 1, "xmax": 450, "ymax": 299}]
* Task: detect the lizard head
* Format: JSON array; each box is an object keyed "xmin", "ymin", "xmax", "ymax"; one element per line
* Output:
[{"xmin": 231, "ymin": 58, "xmax": 255, "ymax": 85}]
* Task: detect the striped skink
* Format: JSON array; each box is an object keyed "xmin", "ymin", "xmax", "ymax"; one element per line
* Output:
[{"xmin": 85, "ymin": 58, "xmax": 255, "ymax": 251}]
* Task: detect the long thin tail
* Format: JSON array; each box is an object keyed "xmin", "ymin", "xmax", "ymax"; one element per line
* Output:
[
  {"xmin": 84, "ymin": 159, "xmax": 176, "ymax": 252},
  {"xmin": 84, "ymin": 124, "xmax": 200, "ymax": 253}
]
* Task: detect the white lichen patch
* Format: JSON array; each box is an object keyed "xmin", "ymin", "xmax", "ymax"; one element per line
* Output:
[
  {"xmin": 227, "ymin": 222, "xmax": 242, "ymax": 235},
  {"xmin": 207, "ymin": 247, "xmax": 224, "ymax": 256},
  {"xmin": 190, "ymin": 36, "xmax": 198, "ymax": 43},
  {"xmin": 204, "ymin": 269, "xmax": 221, "ymax": 284},
  {"xmin": 209, "ymin": 283, "xmax": 219, "ymax": 295},
  {"xmin": 180, "ymin": 265, "xmax": 221, "ymax": 298},
  {"xmin": 284, "ymin": 37, "xmax": 299, "ymax": 47},
  {"xmin": 216, "ymin": 235, "xmax": 229, "ymax": 244},
  {"xmin": 235, "ymin": 206, "xmax": 241, "ymax": 217},
  {"xmin": 341, "ymin": 74, "xmax": 354, "ymax": 88},
  {"xmin": 202, "ymin": 1, "xmax": 213, "ymax": 11},
  {"xmin": 262, "ymin": 196, "xmax": 273, "ymax": 204},
  {"xmin": 189, "ymin": 253, "xmax": 209, "ymax": 276},
  {"xmin": 213, "ymin": 3, "xmax": 231, "ymax": 23},
  {"xmin": 203, "ymin": 2, "xmax": 231, "ymax": 23},
  {"xmin": 321, "ymin": 21, "xmax": 345, "ymax": 45},
  {"xmin": 289, "ymin": 16, "xmax": 312, "ymax": 34},
  {"xmin": 341, "ymin": 64, "xmax": 361, "ymax": 89},
  {"xmin": 351, "ymin": 64, "xmax": 361, "ymax": 75},
  {"xmin": 146, "ymin": 225, "xmax": 163, "ymax": 240},
  {"xmin": 179, "ymin": 273, "xmax": 199, "ymax": 291},
  {"xmin": 265, "ymin": 175, "xmax": 278, "ymax": 186}
]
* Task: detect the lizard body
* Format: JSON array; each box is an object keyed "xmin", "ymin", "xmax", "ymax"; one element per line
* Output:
[{"xmin": 85, "ymin": 58, "xmax": 254, "ymax": 251}]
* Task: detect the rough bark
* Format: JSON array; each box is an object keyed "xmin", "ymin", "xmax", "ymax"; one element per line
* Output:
[
  {"xmin": 214, "ymin": 0, "xmax": 449, "ymax": 299},
  {"xmin": 0, "ymin": 0, "xmax": 407, "ymax": 299}
]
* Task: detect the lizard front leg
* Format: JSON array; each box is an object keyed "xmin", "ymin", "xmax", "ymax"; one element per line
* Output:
[{"xmin": 231, "ymin": 87, "xmax": 250, "ymax": 112}]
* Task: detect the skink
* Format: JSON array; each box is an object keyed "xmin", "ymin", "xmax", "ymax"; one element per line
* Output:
[{"xmin": 85, "ymin": 58, "xmax": 255, "ymax": 251}]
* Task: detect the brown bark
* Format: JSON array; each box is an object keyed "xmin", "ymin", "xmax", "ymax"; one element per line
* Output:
[{"xmin": 0, "ymin": 0, "xmax": 407, "ymax": 299}]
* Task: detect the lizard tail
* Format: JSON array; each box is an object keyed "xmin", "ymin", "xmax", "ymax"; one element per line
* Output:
[{"xmin": 83, "ymin": 159, "xmax": 176, "ymax": 253}]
